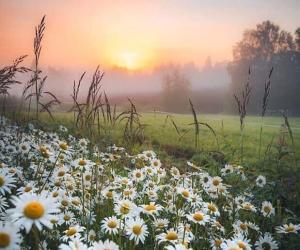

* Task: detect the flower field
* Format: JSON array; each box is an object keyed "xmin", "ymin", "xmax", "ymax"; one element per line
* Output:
[{"xmin": 0, "ymin": 115, "xmax": 299, "ymax": 250}]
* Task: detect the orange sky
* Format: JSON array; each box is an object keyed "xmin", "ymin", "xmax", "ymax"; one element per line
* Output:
[{"xmin": 0, "ymin": 1, "xmax": 299, "ymax": 71}]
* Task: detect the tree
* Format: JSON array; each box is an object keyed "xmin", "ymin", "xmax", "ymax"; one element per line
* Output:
[
  {"xmin": 161, "ymin": 69, "xmax": 190, "ymax": 113},
  {"xmin": 228, "ymin": 21, "xmax": 300, "ymax": 115},
  {"xmin": 233, "ymin": 20, "xmax": 295, "ymax": 61},
  {"xmin": 295, "ymin": 28, "xmax": 300, "ymax": 51}
]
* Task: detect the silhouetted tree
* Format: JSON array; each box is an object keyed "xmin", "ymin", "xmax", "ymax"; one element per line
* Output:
[
  {"xmin": 295, "ymin": 28, "xmax": 300, "ymax": 51},
  {"xmin": 228, "ymin": 21, "xmax": 300, "ymax": 115},
  {"xmin": 161, "ymin": 69, "xmax": 190, "ymax": 113},
  {"xmin": 233, "ymin": 20, "xmax": 295, "ymax": 61}
]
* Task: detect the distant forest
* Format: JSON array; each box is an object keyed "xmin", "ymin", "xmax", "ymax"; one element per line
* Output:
[{"xmin": 160, "ymin": 20, "xmax": 300, "ymax": 115}]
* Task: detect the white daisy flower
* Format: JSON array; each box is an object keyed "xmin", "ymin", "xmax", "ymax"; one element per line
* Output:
[
  {"xmin": 0, "ymin": 172, "xmax": 16, "ymax": 195},
  {"xmin": 92, "ymin": 239, "xmax": 119, "ymax": 250},
  {"xmin": 255, "ymin": 232, "xmax": 279, "ymax": 250},
  {"xmin": 157, "ymin": 229, "xmax": 182, "ymax": 245},
  {"xmin": 9, "ymin": 192, "xmax": 60, "ymax": 233},
  {"xmin": 126, "ymin": 217, "xmax": 149, "ymax": 244},
  {"xmin": 0, "ymin": 222, "xmax": 21, "ymax": 250},
  {"xmin": 141, "ymin": 202, "xmax": 163, "ymax": 216},
  {"xmin": 276, "ymin": 223, "xmax": 300, "ymax": 234},
  {"xmin": 256, "ymin": 175, "xmax": 266, "ymax": 187},
  {"xmin": 187, "ymin": 211, "xmax": 210, "ymax": 225},
  {"xmin": 61, "ymin": 225, "xmax": 85, "ymax": 242},
  {"xmin": 261, "ymin": 201, "xmax": 275, "ymax": 217},
  {"xmin": 101, "ymin": 216, "xmax": 120, "ymax": 235},
  {"xmin": 59, "ymin": 237, "xmax": 89, "ymax": 250}
]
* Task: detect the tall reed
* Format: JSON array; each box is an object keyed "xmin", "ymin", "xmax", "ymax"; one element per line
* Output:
[
  {"xmin": 259, "ymin": 67, "xmax": 273, "ymax": 160},
  {"xmin": 233, "ymin": 68, "xmax": 251, "ymax": 164}
]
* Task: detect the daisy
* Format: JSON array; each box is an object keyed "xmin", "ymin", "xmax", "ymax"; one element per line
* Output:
[
  {"xmin": 61, "ymin": 225, "xmax": 85, "ymax": 242},
  {"xmin": 92, "ymin": 239, "xmax": 119, "ymax": 250},
  {"xmin": 255, "ymin": 232, "xmax": 279, "ymax": 250},
  {"xmin": 101, "ymin": 216, "xmax": 120, "ymax": 235},
  {"xmin": 231, "ymin": 234, "xmax": 252, "ymax": 250},
  {"xmin": 261, "ymin": 201, "xmax": 275, "ymax": 217},
  {"xmin": 131, "ymin": 169, "xmax": 145, "ymax": 182},
  {"xmin": 221, "ymin": 239, "xmax": 243, "ymax": 250},
  {"xmin": 141, "ymin": 202, "xmax": 163, "ymax": 216},
  {"xmin": 178, "ymin": 187, "xmax": 193, "ymax": 201},
  {"xmin": 210, "ymin": 237, "xmax": 224, "ymax": 250},
  {"xmin": 204, "ymin": 202, "xmax": 220, "ymax": 216},
  {"xmin": 59, "ymin": 237, "xmax": 89, "ymax": 250},
  {"xmin": 170, "ymin": 167, "xmax": 181, "ymax": 178},
  {"xmin": 151, "ymin": 159, "xmax": 162, "ymax": 168},
  {"xmin": 187, "ymin": 211, "xmax": 210, "ymax": 225},
  {"xmin": 154, "ymin": 218, "xmax": 169, "ymax": 231},
  {"xmin": 256, "ymin": 175, "xmax": 266, "ymax": 187},
  {"xmin": 0, "ymin": 172, "xmax": 16, "ymax": 195},
  {"xmin": 157, "ymin": 229, "xmax": 181, "ymax": 245},
  {"xmin": 0, "ymin": 222, "xmax": 21, "ymax": 250},
  {"xmin": 114, "ymin": 199, "xmax": 139, "ymax": 218},
  {"xmin": 221, "ymin": 164, "xmax": 234, "ymax": 176},
  {"xmin": 241, "ymin": 202, "xmax": 256, "ymax": 213},
  {"xmin": 276, "ymin": 223, "xmax": 300, "ymax": 234},
  {"xmin": 9, "ymin": 192, "xmax": 59, "ymax": 233},
  {"xmin": 126, "ymin": 217, "xmax": 149, "ymax": 244}
]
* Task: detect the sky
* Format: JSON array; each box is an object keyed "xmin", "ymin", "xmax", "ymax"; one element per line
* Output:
[{"xmin": 1, "ymin": 0, "xmax": 299, "ymax": 71}]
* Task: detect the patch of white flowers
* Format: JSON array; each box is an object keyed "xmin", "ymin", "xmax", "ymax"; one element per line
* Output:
[{"xmin": 0, "ymin": 116, "xmax": 299, "ymax": 249}]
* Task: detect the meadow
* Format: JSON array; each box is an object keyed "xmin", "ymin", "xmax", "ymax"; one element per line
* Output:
[
  {"xmin": 1, "ymin": 14, "xmax": 300, "ymax": 250},
  {"xmin": 42, "ymin": 111, "xmax": 300, "ymax": 164}
]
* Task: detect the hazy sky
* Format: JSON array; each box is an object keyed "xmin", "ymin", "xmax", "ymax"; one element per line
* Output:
[{"xmin": 0, "ymin": 0, "xmax": 299, "ymax": 71}]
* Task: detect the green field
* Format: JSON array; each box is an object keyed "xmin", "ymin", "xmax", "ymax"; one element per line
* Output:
[{"xmin": 44, "ymin": 112, "xmax": 300, "ymax": 165}]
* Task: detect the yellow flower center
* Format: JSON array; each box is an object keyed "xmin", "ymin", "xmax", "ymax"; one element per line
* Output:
[
  {"xmin": 23, "ymin": 201, "xmax": 45, "ymax": 219},
  {"xmin": 208, "ymin": 204, "xmax": 217, "ymax": 212},
  {"xmin": 286, "ymin": 225, "xmax": 295, "ymax": 233},
  {"xmin": 193, "ymin": 213, "xmax": 204, "ymax": 221},
  {"xmin": 59, "ymin": 143, "xmax": 68, "ymax": 150},
  {"xmin": 123, "ymin": 190, "xmax": 131, "ymax": 196},
  {"xmin": 106, "ymin": 191, "xmax": 113, "ymax": 199},
  {"xmin": 215, "ymin": 239, "xmax": 222, "ymax": 247},
  {"xmin": 153, "ymin": 161, "xmax": 158, "ymax": 166},
  {"xmin": 0, "ymin": 176, "xmax": 5, "ymax": 187},
  {"xmin": 58, "ymin": 171, "xmax": 65, "ymax": 177},
  {"xmin": 108, "ymin": 220, "xmax": 117, "ymax": 228},
  {"xmin": 61, "ymin": 200, "xmax": 69, "ymax": 207},
  {"xmin": 182, "ymin": 190, "xmax": 190, "ymax": 198},
  {"xmin": 52, "ymin": 192, "xmax": 59, "ymax": 198},
  {"xmin": 132, "ymin": 225, "xmax": 142, "ymax": 235},
  {"xmin": 79, "ymin": 159, "xmax": 86, "ymax": 166},
  {"xmin": 24, "ymin": 186, "xmax": 32, "ymax": 192},
  {"xmin": 165, "ymin": 231, "xmax": 178, "ymax": 241},
  {"xmin": 39, "ymin": 146, "xmax": 49, "ymax": 158},
  {"xmin": 66, "ymin": 227, "xmax": 77, "ymax": 236},
  {"xmin": 120, "ymin": 203, "xmax": 130, "ymax": 214},
  {"xmin": 145, "ymin": 204, "xmax": 157, "ymax": 212},
  {"xmin": 240, "ymin": 223, "xmax": 247, "ymax": 230},
  {"xmin": 0, "ymin": 232, "xmax": 10, "ymax": 248},
  {"xmin": 238, "ymin": 241, "xmax": 247, "ymax": 249},
  {"xmin": 263, "ymin": 206, "xmax": 271, "ymax": 213},
  {"xmin": 135, "ymin": 172, "xmax": 142, "ymax": 178},
  {"xmin": 243, "ymin": 204, "xmax": 251, "ymax": 210},
  {"xmin": 64, "ymin": 215, "xmax": 71, "ymax": 221},
  {"xmin": 213, "ymin": 179, "xmax": 220, "ymax": 186}
]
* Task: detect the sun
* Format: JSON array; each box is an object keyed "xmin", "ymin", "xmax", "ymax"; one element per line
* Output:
[{"xmin": 118, "ymin": 52, "xmax": 139, "ymax": 70}]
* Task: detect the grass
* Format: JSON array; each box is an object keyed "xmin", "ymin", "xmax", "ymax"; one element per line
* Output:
[{"xmin": 39, "ymin": 111, "xmax": 300, "ymax": 164}]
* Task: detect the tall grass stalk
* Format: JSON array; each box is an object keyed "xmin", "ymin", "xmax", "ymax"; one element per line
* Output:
[
  {"xmin": 259, "ymin": 67, "xmax": 273, "ymax": 161},
  {"xmin": 234, "ymin": 68, "xmax": 251, "ymax": 165}
]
